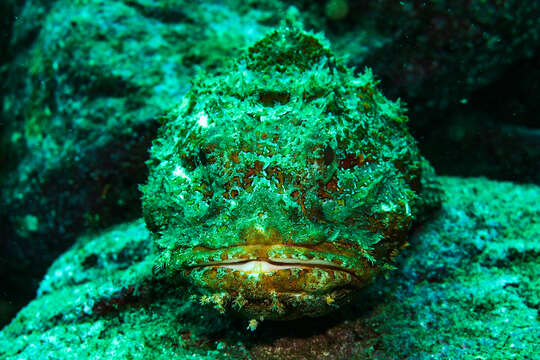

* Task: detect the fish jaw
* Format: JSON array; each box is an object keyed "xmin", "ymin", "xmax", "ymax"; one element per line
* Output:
[{"xmin": 171, "ymin": 244, "xmax": 377, "ymax": 320}]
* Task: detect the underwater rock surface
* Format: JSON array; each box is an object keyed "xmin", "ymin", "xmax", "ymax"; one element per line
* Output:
[
  {"xmin": 0, "ymin": 176, "xmax": 538, "ymax": 359},
  {"xmin": 318, "ymin": 0, "xmax": 540, "ymax": 112}
]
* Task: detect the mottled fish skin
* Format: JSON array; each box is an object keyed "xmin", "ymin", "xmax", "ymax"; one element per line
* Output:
[{"xmin": 141, "ymin": 22, "xmax": 441, "ymax": 320}]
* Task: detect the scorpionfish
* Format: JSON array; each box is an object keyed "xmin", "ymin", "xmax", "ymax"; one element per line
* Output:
[{"xmin": 141, "ymin": 22, "xmax": 441, "ymax": 321}]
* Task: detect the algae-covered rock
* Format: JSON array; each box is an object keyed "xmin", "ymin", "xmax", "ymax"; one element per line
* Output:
[
  {"xmin": 0, "ymin": 177, "xmax": 538, "ymax": 359},
  {"xmin": 321, "ymin": 0, "xmax": 540, "ymax": 112},
  {"xmin": 141, "ymin": 23, "xmax": 441, "ymax": 320},
  {"xmin": 0, "ymin": 0, "xmax": 289, "ymax": 324}
]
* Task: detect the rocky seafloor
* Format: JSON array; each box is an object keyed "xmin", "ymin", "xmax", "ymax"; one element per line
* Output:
[
  {"xmin": 1, "ymin": 0, "xmax": 539, "ymax": 325},
  {"xmin": 1, "ymin": 177, "xmax": 538, "ymax": 360}
]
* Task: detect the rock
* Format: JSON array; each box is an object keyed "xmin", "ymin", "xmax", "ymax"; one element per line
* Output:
[
  {"xmin": 1, "ymin": 177, "xmax": 538, "ymax": 359},
  {"xmin": 0, "ymin": 0, "xmax": 289, "ymax": 324},
  {"xmin": 321, "ymin": 0, "xmax": 540, "ymax": 113}
]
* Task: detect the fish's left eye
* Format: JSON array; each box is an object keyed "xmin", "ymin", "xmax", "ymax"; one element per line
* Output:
[{"xmin": 196, "ymin": 149, "xmax": 208, "ymax": 166}]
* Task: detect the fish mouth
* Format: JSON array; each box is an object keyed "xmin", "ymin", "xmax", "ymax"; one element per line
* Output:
[
  {"xmin": 208, "ymin": 258, "xmax": 353, "ymax": 274},
  {"xmin": 181, "ymin": 243, "xmax": 376, "ymax": 293},
  {"xmin": 190, "ymin": 256, "xmax": 360, "ymax": 279},
  {"xmin": 178, "ymin": 243, "xmax": 377, "ymax": 319}
]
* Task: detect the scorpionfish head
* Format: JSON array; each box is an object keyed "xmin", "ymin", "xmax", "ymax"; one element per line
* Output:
[{"xmin": 141, "ymin": 23, "xmax": 441, "ymax": 320}]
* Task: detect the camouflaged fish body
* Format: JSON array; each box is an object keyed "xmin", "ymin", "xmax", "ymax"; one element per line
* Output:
[{"xmin": 141, "ymin": 23, "xmax": 441, "ymax": 320}]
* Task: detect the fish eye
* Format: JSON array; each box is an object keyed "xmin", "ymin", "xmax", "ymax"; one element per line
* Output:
[
  {"xmin": 180, "ymin": 148, "xmax": 210, "ymax": 171},
  {"xmin": 196, "ymin": 149, "xmax": 208, "ymax": 166},
  {"xmin": 322, "ymin": 145, "xmax": 335, "ymax": 166}
]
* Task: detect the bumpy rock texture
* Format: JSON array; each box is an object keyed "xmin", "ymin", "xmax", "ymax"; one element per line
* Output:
[
  {"xmin": 1, "ymin": 177, "xmax": 538, "ymax": 359},
  {"xmin": 141, "ymin": 24, "xmax": 441, "ymax": 320}
]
